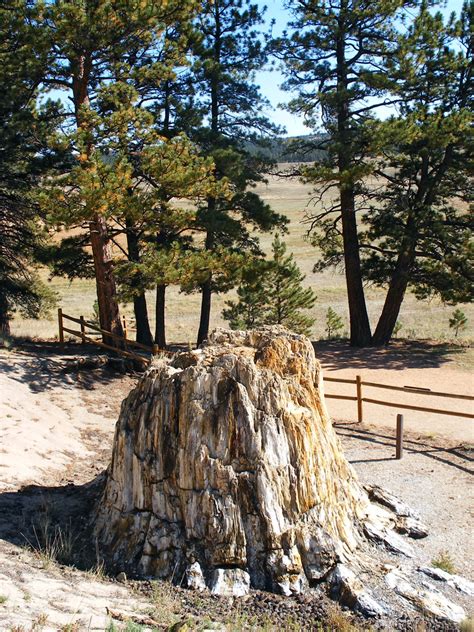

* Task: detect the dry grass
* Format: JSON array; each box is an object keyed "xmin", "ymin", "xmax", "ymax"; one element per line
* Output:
[
  {"xmin": 431, "ymin": 550, "xmax": 457, "ymax": 575},
  {"xmin": 11, "ymin": 171, "xmax": 473, "ymax": 348}
]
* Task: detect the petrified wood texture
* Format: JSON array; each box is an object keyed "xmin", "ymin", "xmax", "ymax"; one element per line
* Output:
[{"xmin": 95, "ymin": 327, "xmax": 370, "ymax": 594}]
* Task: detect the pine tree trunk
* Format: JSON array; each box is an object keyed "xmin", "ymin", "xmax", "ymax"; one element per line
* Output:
[
  {"xmin": 155, "ymin": 284, "xmax": 167, "ymax": 349},
  {"xmin": 372, "ymin": 248, "xmax": 416, "ymax": 346},
  {"xmin": 0, "ymin": 298, "xmax": 10, "ymax": 339},
  {"xmin": 72, "ymin": 53, "xmax": 123, "ymax": 346},
  {"xmin": 197, "ymin": 278, "xmax": 212, "ymax": 346},
  {"xmin": 340, "ymin": 188, "xmax": 372, "ymax": 347},
  {"xmin": 335, "ymin": 27, "xmax": 372, "ymax": 348},
  {"xmin": 133, "ymin": 295, "xmax": 152, "ymax": 347},
  {"xmin": 89, "ymin": 213, "xmax": 123, "ymax": 345},
  {"xmin": 125, "ymin": 220, "xmax": 153, "ymax": 347},
  {"xmin": 196, "ymin": 4, "xmax": 221, "ymax": 349}
]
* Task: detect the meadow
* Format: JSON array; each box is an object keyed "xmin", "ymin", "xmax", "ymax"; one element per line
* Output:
[{"xmin": 11, "ymin": 168, "xmax": 474, "ymax": 346}]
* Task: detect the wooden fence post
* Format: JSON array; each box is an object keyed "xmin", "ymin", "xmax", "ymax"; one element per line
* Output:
[
  {"xmin": 396, "ymin": 414, "xmax": 404, "ymax": 460},
  {"xmin": 122, "ymin": 315, "xmax": 128, "ymax": 340},
  {"xmin": 58, "ymin": 308, "xmax": 64, "ymax": 344},
  {"xmin": 356, "ymin": 375, "xmax": 363, "ymax": 423},
  {"xmin": 80, "ymin": 315, "xmax": 86, "ymax": 344}
]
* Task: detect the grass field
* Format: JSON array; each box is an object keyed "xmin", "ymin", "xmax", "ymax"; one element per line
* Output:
[{"xmin": 11, "ymin": 169, "xmax": 474, "ymax": 347}]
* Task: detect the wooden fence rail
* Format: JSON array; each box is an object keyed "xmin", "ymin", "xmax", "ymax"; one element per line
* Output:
[
  {"xmin": 57, "ymin": 308, "xmax": 166, "ymax": 365},
  {"xmin": 324, "ymin": 374, "xmax": 474, "ymax": 422}
]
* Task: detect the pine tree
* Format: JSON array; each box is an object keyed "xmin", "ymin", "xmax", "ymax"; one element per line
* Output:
[
  {"xmin": 265, "ymin": 235, "xmax": 317, "ymax": 336},
  {"xmin": 274, "ymin": 0, "xmax": 409, "ymax": 346},
  {"xmin": 0, "ymin": 2, "xmax": 59, "ymax": 338},
  {"xmin": 364, "ymin": 1, "xmax": 473, "ymax": 344},
  {"xmin": 325, "ymin": 308, "xmax": 344, "ymax": 339},
  {"xmin": 222, "ymin": 260, "xmax": 270, "ymax": 330},
  {"xmin": 223, "ymin": 235, "xmax": 316, "ymax": 336},
  {"xmin": 33, "ymin": 0, "xmax": 200, "ymax": 344},
  {"xmin": 449, "ymin": 309, "xmax": 468, "ymax": 338},
  {"xmin": 190, "ymin": 0, "xmax": 287, "ymax": 345}
]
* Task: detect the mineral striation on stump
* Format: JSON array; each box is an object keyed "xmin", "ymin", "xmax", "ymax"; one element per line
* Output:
[{"xmin": 94, "ymin": 327, "xmax": 400, "ymax": 596}]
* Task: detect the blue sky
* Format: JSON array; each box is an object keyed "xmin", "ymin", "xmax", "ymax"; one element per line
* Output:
[{"xmin": 256, "ymin": 0, "xmax": 465, "ymax": 136}]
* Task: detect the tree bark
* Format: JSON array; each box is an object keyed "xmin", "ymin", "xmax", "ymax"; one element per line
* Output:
[
  {"xmin": 197, "ymin": 278, "xmax": 212, "ymax": 346},
  {"xmin": 371, "ymin": 253, "xmax": 414, "ymax": 346},
  {"xmin": 335, "ymin": 20, "xmax": 372, "ymax": 347},
  {"xmin": 340, "ymin": 188, "xmax": 372, "ymax": 347},
  {"xmin": 197, "ymin": 2, "xmax": 221, "ymax": 348},
  {"xmin": 155, "ymin": 284, "xmax": 167, "ymax": 349},
  {"xmin": 72, "ymin": 52, "xmax": 123, "ymax": 345},
  {"xmin": 89, "ymin": 214, "xmax": 123, "ymax": 344},
  {"xmin": 372, "ymin": 205, "xmax": 420, "ymax": 345},
  {"xmin": 197, "ymin": 226, "xmax": 215, "ymax": 347},
  {"xmin": 125, "ymin": 220, "xmax": 153, "ymax": 347},
  {"xmin": 0, "ymin": 297, "xmax": 10, "ymax": 339}
]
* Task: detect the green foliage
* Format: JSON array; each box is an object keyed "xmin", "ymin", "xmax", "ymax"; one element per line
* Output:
[
  {"xmin": 189, "ymin": 0, "xmax": 288, "ymax": 344},
  {"xmin": 273, "ymin": 0, "xmax": 408, "ymax": 345},
  {"xmin": 222, "ymin": 260, "xmax": 271, "ymax": 330},
  {"xmin": 449, "ymin": 309, "xmax": 468, "ymax": 338},
  {"xmin": 0, "ymin": 2, "xmax": 60, "ymax": 337},
  {"xmin": 361, "ymin": 3, "xmax": 474, "ymax": 308},
  {"xmin": 277, "ymin": 0, "xmax": 473, "ymax": 346},
  {"xmin": 223, "ymin": 235, "xmax": 316, "ymax": 336},
  {"xmin": 325, "ymin": 308, "xmax": 344, "ymax": 340}
]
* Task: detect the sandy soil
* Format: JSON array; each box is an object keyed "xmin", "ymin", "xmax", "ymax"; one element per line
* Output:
[
  {"xmin": 0, "ymin": 341, "xmax": 472, "ymax": 630},
  {"xmin": 314, "ymin": 340, "xmax": 474, "ymax": 443},
  {"xmin": 0, "ymin": 346, "xmax": 135, "ymax": 491}
]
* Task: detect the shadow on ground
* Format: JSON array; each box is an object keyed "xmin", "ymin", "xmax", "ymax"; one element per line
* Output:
[
  {"xmin": 0, "ymin": 340, "xmax": 143, "ymax": 393},
  {"xmin": 336, "ymin": 423, "xmax": 474, "ymax": 475},
  {"xmin": 0, "ymin": 474, "xmax": 104, "ymax": 570},
  {"xmin": 313, "ymin": 339, "xmax": 469, "ymax": 371}
]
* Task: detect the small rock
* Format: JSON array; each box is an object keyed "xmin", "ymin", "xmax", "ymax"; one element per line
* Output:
[
  {"xmin": 366, "ymin": 485, "xmax": 420, "ymax": 519},
  {"xmin": 395, "ymin": 516, "xmax": 429, "ymax": 539},
  {"xmin": 185, "ymin": 562, "xmax": 207, "ymax": 592},
  {"xmin": 331, "ymin": 564, "xmax": 386, "ymax": 618},
  {"xmin": 385, "ymin": 568, "xmax": 466, "ymax": 624},
  {"xmin": 116, "ymin": 571, "xmax": 127, "ymax": 583},
  {"xmin": 209, "ymin": 568, "xmax": 250, "ymax": 597},
  {"xmin": 418, "ymin": 567, "xmax": 474, "ymax": 596},
  {"xmin": 364, "ymin": 522, "xmax": 414, "ymax": 557}
]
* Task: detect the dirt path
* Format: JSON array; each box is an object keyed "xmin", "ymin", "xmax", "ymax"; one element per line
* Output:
[
  {"xmin": 337, "ymin": 423, "xmax": 473, "ymax": 580},
  {"xmin": 0, "ymin": 346, "xmax": 136, "ymax": 491},
  {"xmin": 315, "ymin": 340, "xmax": 474, "ymax": 443}
]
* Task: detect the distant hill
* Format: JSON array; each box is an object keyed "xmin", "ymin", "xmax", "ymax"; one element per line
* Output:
[{"xmin": 246, "ymin": 134, "xmax": 327, "ymax": 163}]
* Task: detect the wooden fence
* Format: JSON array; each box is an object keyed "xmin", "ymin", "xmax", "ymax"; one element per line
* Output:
[
  {"xmin": 324, "ymin": 374, "xmax": 474, "ymax": 422},
  {"xmin": 57, "ymin": 308, "xmax": 163, "ymax": 365},
  {"xmin": 57, "ymin": 308, "xmax": 473, "ymax": 423}
]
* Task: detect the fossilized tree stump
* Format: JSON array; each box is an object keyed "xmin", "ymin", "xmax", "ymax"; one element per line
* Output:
[{"xmin": 95, "ymin": 327, "xmax": 372, "ymax": 595}]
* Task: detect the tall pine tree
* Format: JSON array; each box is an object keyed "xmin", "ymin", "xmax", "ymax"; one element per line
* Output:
[
  {"xmin": 33, "ymin": 0, "xmax": 199, "ymax": 343},
  {"xmin": 364, "ymin": 1, "xmax": 473, "ymax": 344},
  {"xmin": 191, "ymin": 0, "xmax": 287, "ymax": 345},
  {"xmin": 0, "ymin": 2, "xmax": 61, "ymax": 337},
  {"xmin": 275, "ymin": 0, "xmax": 409, "ymax": 346}
]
